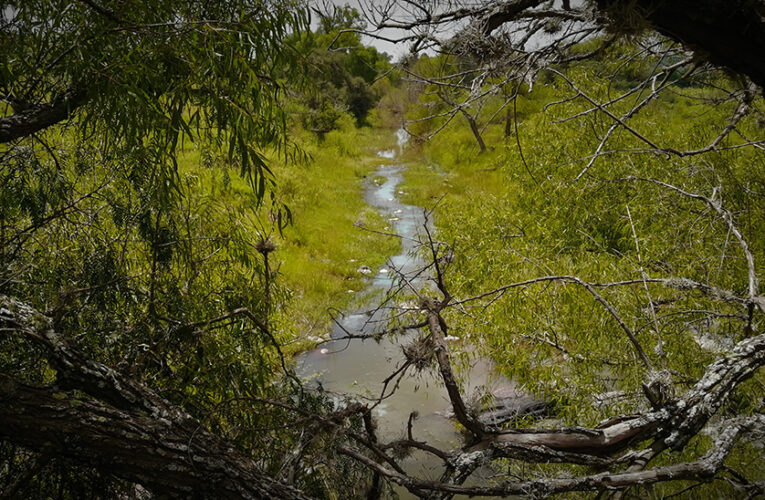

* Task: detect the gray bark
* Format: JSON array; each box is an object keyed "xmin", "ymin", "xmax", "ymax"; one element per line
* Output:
[
  {"xmin": 0, "ymin": 295, "xmax": 312, "ymax": 499},
  {"xmin": 0, "ymin": 90, "xmax": 86, "ymax": 143}
]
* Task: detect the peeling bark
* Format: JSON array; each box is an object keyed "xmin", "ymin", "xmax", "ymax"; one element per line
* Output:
[
  {"xmin": 341, "ymin": 414, "xmax": 765, "ymax": 498},
  {"xmin": 465, "ymin": 332, "xmax": 765, "ymax": 460}
]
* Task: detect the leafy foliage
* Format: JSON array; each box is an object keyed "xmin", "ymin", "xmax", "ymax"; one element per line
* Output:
[
  {"xmin": 399, "ymin": 39, "xmax": 765, "ymax": 497},
  {"xmin": 291, "ymin": 6, "xmax": 391, "ymax": 132},
  {"xmin": 0, "ymin": 1, "xmax": 397, "ymax": 497},
  {"xmin": 1, "ymin": 0, "xmax": 308, "ymax": 196}
]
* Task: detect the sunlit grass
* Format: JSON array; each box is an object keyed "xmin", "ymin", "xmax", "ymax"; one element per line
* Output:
[
  {"xmin": 177, "ymin": 124, "xmax": 400, "ymax": 355},
  {"xmin": 399, "ymin": 78, "xmax": 765, "ymax": 424}
]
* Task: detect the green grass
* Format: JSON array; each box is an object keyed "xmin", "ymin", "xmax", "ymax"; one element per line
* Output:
[
  {"xmin": 178, "ymin": 124, "xmax": 401, "ymax": 354},
  {"xmin": 399, "ymin": 76, "xmax": 765, "ymax": 409},
  {"xmin": 395, "ymin": 71, "xmax": 765, "ymax": 496}
]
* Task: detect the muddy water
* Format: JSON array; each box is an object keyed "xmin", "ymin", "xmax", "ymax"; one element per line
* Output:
[{"xmin": 296, "ymin": 137, "xmax": 517, "ymax": 497}]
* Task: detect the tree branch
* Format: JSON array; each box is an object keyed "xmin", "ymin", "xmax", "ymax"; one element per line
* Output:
[
  {"xmin": 0, "ymin": 89, "xmax": 87, "ymax": 143},
  {"xmin": 0, "ymin": 295, "xmax": 312, "ymax": 499}
]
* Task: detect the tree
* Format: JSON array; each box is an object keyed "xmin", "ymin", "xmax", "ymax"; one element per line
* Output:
[
  {"xmin": 0, "ymin": 295, "xmax": 311, "ymax": 499},
  {"xmin": 293, "ymin": 4, "xmax": 391, "ymax": 133},
  {"xmin": 319, "ymin": 0, "xmax": 765, "ymax": 497},
  {"xmin": 2, "ymin": 1, "xmax": 764, "ymax": 498},
  {"xmin": 360, "ymin": 0, "xmax": 764, "ymax": 150},
  {"xmin": 0, "ymin": 0, "xmax": 319, "ymax": 497},
  {"xmin": 399, "ymin": 53, "xmax": 491, "ymax": 152}
]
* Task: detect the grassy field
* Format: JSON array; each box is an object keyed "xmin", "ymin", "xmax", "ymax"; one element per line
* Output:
[
  {"xmin": 177, "ymin": 123, "xmax": 401, "ymax": 354},
  {"xmin": 398, "ymin": 76, "xmax": 765, "ymax": 414}
]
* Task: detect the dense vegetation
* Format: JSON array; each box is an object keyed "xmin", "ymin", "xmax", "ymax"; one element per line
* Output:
[
  {"xmin": 0, "ymin": 1, "xmax": 396, "ymax": 496},
  {"xmin": 403, "ymin": 44, "xmax": 764, "ymax": 417},
  {"xmin": 1, "ymin": 0, "xmax": 764, "ymax": 499},
  {"xmin": 399, "ymin": 43, "xmax": 764, "ymax": 496}
]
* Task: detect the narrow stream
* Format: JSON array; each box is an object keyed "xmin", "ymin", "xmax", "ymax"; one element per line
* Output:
[{"xmin": 296, "ymin": 132, "xmax": 518, "ymax": 497}]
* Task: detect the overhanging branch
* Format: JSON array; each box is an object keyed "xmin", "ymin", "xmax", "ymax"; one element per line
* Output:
[
  {"xmin": 0, "ymin": 89, "xmax": 87, "ymax": 143},
  {"xmin": 0, "ymin": 295, "xmax": 312, "ymax": 498}
]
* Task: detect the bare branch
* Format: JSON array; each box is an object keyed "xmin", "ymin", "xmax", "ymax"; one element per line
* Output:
[{"xmin": 619, "ymin": 177, "xmax": 761, "ymax": 310}]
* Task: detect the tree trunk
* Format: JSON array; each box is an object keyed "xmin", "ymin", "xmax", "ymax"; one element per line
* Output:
[
  {"xmin": 596, "ymin": 0, "xmax": 765, "ymax": 89},
  {"xmin": 0, "ymin": 375, "xmax": 311, "ymax": 499},
  {"xmin": 0, "ymin": 295, "xmax": 312, "ymax": 499},
  {"xmin": 504, "ymin": 106, "xmax": 513, "ymax": 139},
  {"xmin": 0, "ymin": 89, "xmax": 87, "ymax": 144},
  {"xmin": 460, "ymin": 109, "xmax": 487, "ymax": 154}
]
